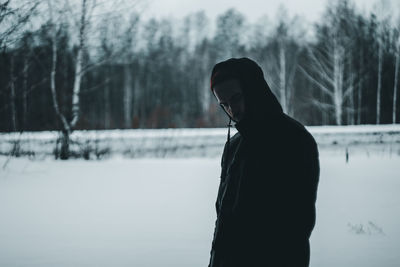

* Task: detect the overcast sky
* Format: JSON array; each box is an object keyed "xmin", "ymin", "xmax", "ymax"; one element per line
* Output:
[
  {"xmin": 144, "ymin": 0, "xmax": 400, "ymax": 25},
  {"xmin": 142, "ymin": 0, "xmax": 396, "ymax": 23}
]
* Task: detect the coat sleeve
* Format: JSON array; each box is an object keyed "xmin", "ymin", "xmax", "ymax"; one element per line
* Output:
[
  {"xmin": 208, "ymin": 140, "xmax": 229, "ymax": 267},
  {"xmin": 284, "ymin": 135, "xmax": 320, "ymax": 266},
  {"xmin": 292, "ymin": 135, "xmax": 320, "ymax": 239}
]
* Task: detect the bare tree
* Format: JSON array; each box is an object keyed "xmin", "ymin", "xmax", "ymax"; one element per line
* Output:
[
  {"xmin": 300, "ymin": 40, "xmax": 353, "ymax": 125},
  {"xmin": 376, "ymin": 35, "xmax": 383, "ymax": 124},
  {"xmin": 180, "ymin": 11, "xmax": 211, "ymax": 124},
  {"xmin": 214, "ymin": 9, "xmax": 246, "ymax": 61},
  {"xmin": 70, "ymin": 0, "xmax": 89, "ymax": 128},
  {"xmin": 374, "ymin": 0, "xmax": 391, "ymax": 124},
  {"xmin": 1, "ymin": 0, "xmax": 38, "ymax": 133},
  {"xmin": 0, "ymin": 0, "xmax": 38, "ymax": 49},
  {"xmin": 22, "ymin": 42, "xmax": 28, "ymax": 129},
  {"xmin": 121, "ymin": 14, "xmax": 139, "ymax": 129},
  {"xmin": 97, "ymin": 6, "xmax": 140, "ymax": 129},
  {"xmin": 392, "ymin": 16, "xmax": 400, "ymax": 124},
  {"xmin": 357, "ymin": 46, "xmax": 364, "ymax": 124},
  {"xmin": 98, "ymin": 16, "xmax": 117, "ymax": 129},
  {"xmin": 394, "ymin": 40, "xmax": 399, "ymax": 123},
  {"xmin": 47, "ymin": 0, "xmax": 95, "ymax": 159},
  {"xmin": 266, "ymin": 6, "xmax": 305, "ymax": 115},
  {"xmin": 300, "ymin": 1, "xmax": 357, "ymax": 125},
  {"xmin": 346, "ymin": 52, "xmax": 355, "ymax": 125},
  {"xmin": 9, "ymin": 52, "xmax": 17, "ymax": 131}
]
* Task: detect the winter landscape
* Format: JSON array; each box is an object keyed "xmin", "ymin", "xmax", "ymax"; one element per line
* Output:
[
  {"xmin": 2, "ymin": 0, "xmax": 400, "ymax": 266},
  {"xmin": 1, "ymin": 125, "xmax": 400, "ymax": 267}
]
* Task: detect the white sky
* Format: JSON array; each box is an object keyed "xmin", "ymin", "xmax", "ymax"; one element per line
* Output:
[{"xmin": 142, "ymin": 0, "xmax": 390, "ymax": 24}]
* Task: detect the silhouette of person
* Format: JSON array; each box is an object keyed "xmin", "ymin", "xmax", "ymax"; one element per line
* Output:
[{"xmin": 208, "ymin": 58, "xmax": 320, "ymax": 267}]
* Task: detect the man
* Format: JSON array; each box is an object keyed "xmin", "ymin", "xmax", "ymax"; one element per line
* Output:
[{"xmin": 208, "ymin": 58, "xmax": 319, "ymax": 267}]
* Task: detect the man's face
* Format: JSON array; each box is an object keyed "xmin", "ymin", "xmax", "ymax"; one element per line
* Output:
[{"xmin": 213, "ymin": 79, "xmax": 245, "ymax": 122}]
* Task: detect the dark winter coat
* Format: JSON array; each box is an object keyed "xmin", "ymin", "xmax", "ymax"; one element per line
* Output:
[{"xmin": 208, "ymin": 58, "xmax": 320, "ymax": 267}]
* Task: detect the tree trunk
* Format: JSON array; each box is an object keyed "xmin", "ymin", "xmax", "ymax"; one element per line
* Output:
[
  {"xmin": 132, "ymin": 75, "xmax": 140, "ymax": 126},
  {"xmin": 22, "ymin": 53, "xmax": 28, "ymax": 130},
  {"xmin": 9, "ymin": 53, "xmax": 17, "ymax": 131},
  {"xmin": 48, "ymin": 16, "xmax": 69, "ymax": 132},
  {"xmin": 357, "ymin": 49, "xmax": 363, "ymax": 124},
  {"xmin": 60, "ymin": 130, "xmax": 70, "ymax": 160},
  {"xmin": 70, "ymin": 48, "xmax": 83, "ymax": 128},
  {"xmin": 286, "ymin": 49, "xmax": 299, "ymax": 117},
  {"xmin": 279, "ymin": 42, "xmax": 287, "ymax": 113},
  {"xmin": 104, "ymin": 66, "xmax": 111, "ymax": 129},
  {"xmin": 348, "ymin": 53, "xmax": 355, "ymax": 125},
  {"xmin": 333, "ymin": 40, "xmax": 343, "ymax": 125},
  {"xmin": 321, "ymin": 90, "xmax": 328, "ymax": 125},
  {"xmin": 48, "ymin": 0, "xmax": 71, "ymax": 159},
  {"xmin": 393, "ymin": 39, "xmax": 399, "ymax": 124},
  {"xmin": 376, "ymin": 39, "xmax": 383, "ymax": 124},
  {"xmin": 123, "ymin": 63, "xmax": 133, "ymax": 128},
  {"xmin": 70, "ymin": 0, "xmax": 87, "ymax": 129}
]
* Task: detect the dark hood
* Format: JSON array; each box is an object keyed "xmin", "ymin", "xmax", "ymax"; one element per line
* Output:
[{"xmin": 210, "ymin": 58, "xmax": 283, "ymax": 134}]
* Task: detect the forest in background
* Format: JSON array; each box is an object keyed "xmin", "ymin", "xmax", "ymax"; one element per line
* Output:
[{"xmin": 1, "ymin": 0, "xmax": 400, "ymax": 134}]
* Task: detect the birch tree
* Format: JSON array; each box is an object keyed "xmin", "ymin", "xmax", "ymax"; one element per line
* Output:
[
  {"xmin": 21, "ymin": 36, "xmax": 29, "ymax": 129},
  {"xmin": 179, "ymin": 11, "xmax": 211, "ymax": 126},
  {"xmin": 9, "ymin": 52, "xmax": 17, "ymax": 131},
  {"xmin": 300, "ymin": 0, "xmax": 357, "ymax": 125},
  {"xmin": 376, "ymin": 35, "xmax": 383, "ymax": 124},
  {"xmin": 47, "ymin": 0, "xmax": 94, "ymax": 159},
  {"xmin": 392, "ymin": 16, "xmax": 400, "ymax": 124},
  {"xmin": 98, "ymin": 17, "xmax": 116, "ymax": 129},
  {"xmin": 96, "ymin": 4, "xmax": 141, "ymax": 129},
  {"xmin": 355, "ymin": 15, "xmax": 367, "ymax": 125},
  {"xmin": 121, "ymin": 14, "xmax": 139, "ymax": 129},
  {"xmin": 266, "ymin": 6, "xmax": 304, "ymax": 115},
  {"xmin": 373, "ymin": 0, "xmax": 391, "ymax": 124},
  {"xmin": 346, "ymin": 53, "xmax": 355, "ymax": 125}
]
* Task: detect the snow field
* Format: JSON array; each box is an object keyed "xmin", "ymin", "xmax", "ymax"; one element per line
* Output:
[
  {"xmin": 1, "ymin": 124, "xmax": 400, "ymax": 159},
  {"xmin": 0, "ymin": 154, "xmax": 399, "ymax": 266}
]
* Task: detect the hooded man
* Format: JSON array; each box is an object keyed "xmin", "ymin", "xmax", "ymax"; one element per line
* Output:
[{"xmin": 208, "ymin": 58, "xmax": 319, "ymax": 267}]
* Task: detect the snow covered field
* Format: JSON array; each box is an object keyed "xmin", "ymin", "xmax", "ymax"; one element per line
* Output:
[
  {"xmin": 1, "ymin": 124, "xmax": 400, "ymax": 158},
  {"xmin": 1, "ymin": 153, "xmax": 399, "ymax": 267}
]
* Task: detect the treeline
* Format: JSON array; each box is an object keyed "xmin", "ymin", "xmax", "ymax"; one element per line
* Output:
[{"xmin": 1, "ymin": 0, "xmax": 400, "ymax": 133}]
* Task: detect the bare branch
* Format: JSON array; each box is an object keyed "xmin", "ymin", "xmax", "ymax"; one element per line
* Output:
[
  {"xmin": 298, "ymin": 64, "xmax": 334, "ymax": 98},
  {"xmin": 307, "ymin": 47, "xmax": 333, "ymax": 80}
]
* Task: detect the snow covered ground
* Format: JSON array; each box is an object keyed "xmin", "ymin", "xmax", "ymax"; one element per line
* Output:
[
  {"xmin": 0, "ymin": 153, "xmax": 399, "ymax": 266},
  {"xmin": 1, "ymin": 124, "xmax": 400, "ymax": 158}
]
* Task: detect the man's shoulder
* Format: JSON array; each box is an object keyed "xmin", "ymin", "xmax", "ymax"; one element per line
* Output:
[
  {"xmin": 282, "ymin": 114, "xmax": 318, "ymax": 149},
  {"xmin": 231, "ymin": 131, "xmax": 241, "ymax": 142},
  {"xmin": 224, "ymin": 131, "xmax": 241, "ymax": 149}
]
